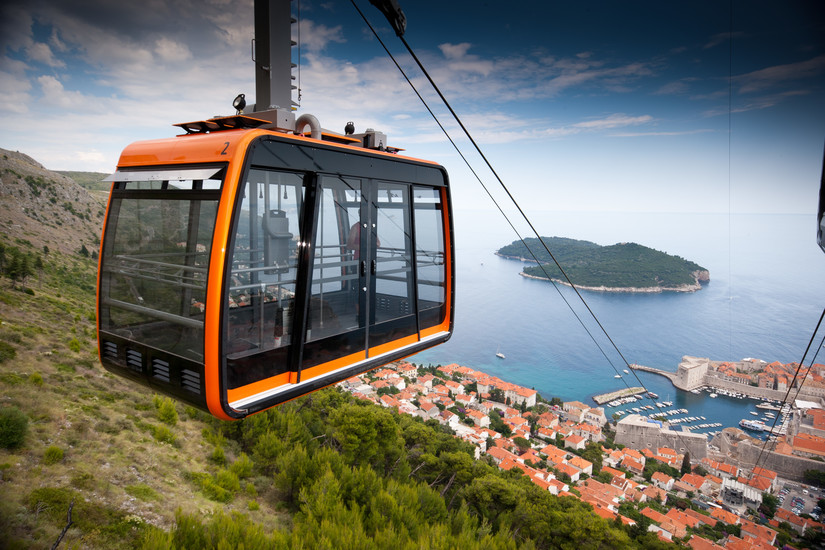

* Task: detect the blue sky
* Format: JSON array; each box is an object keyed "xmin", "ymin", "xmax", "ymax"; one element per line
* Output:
[{"xmin": 1, "ymin": 0, "xmax": 823, "ymax": 214}]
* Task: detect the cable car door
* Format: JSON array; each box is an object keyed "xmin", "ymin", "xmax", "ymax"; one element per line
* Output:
[
  {"xmin": 300, "ymin": 178, "xmax": 417, "ymax": 379},
  {"xmin": 367, "ymin": 181, "xmax": 417, "ymax": 353},
  {"xmin": 301, "ymin": 177, "xmax": 367, "ymax": 377}
]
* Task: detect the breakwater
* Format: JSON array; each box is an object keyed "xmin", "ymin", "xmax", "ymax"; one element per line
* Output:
[
  {"xmin": 628, "ymin": 363, "xmax": 678, "ymax": 383},
  {"xmin": 592, "ymin": 386, "xmax": 646, "ymax": 405}
]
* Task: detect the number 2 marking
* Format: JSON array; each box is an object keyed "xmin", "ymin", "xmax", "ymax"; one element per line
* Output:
[{"xmin": 221, "ymin": 142, "xmax": 229, "ymax": 155}]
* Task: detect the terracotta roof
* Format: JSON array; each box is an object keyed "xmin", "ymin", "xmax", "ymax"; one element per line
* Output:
[
  {"xmin": 709, "ymin": 507, "xmax": 739, "ymax": 525},
  {"xmin": 641, "ymin": 507, "xmax": 668, "ymax": 524}
]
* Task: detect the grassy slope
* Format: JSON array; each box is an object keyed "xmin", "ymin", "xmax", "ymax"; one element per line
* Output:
[{"xmin": 0, "ymin": 241, "xmax": 288, "ymax": 548}]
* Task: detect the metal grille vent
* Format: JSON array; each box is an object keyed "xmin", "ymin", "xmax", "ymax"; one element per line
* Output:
[
  {"xmin": 181, "ymin": 369, "xmax": 201, "ymax": 394},
  {"xmin": 151, "ymin": 358, "xmax": 170, "ymax": 383},
  {"xmin": 101, "ymin": 340, "xmax": 118, "ymax": 360},
  {"xmin": 125, "ymin": 348, "xmax": 143, "ymax": 372}
]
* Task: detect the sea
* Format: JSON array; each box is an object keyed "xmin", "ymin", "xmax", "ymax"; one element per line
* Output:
[{"xmin": 410, "ymin": 209, "xmax": 825, "ymax": 437}]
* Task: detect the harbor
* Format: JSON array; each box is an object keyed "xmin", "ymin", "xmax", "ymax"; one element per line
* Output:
[{"xmin": 589, "ymin": 369, "xmax": 794, "ymax": 440}]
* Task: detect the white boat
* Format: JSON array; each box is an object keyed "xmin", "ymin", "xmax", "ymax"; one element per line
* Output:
[
  {"xmin": 740, "ymin": 419, "xmax": 768, "ymax": 431},
  {"xmin": 495, "ymin": 345, "xmax": 505, "ymax": 359},
  {"xmin": 709, "ymin": 393, "xmax": 717, "ymax": 398},
  {"xmin": 623, "ymin": 369, "xmax": 630, "ymax": 374},
  {"xmin": 750, "ymin": 411, "xmax": 759, "ymax": 416},
  {"xmin": 614, "ymin": 374, "xmax": 622, "ymax": 378}
]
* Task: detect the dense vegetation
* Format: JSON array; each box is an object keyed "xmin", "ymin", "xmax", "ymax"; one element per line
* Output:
[{"xmin": 498, "ymin": 237, "xmax": 707, "ymax": 290}]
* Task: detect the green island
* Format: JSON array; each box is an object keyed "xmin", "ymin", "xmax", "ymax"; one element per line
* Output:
[{"xmin": 497, "ymin": 237, "xmax": 710, "ymax": 292}]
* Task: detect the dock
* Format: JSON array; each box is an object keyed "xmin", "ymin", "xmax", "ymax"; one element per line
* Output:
[{"xmin": 593, "ymin": 386, "xmax": 647, "ymax": 405}]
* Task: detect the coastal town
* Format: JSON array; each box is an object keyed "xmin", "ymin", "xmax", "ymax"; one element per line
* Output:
[{"xmin": 339, "ymin": 360, "xmax": 825, "ymax": 548}]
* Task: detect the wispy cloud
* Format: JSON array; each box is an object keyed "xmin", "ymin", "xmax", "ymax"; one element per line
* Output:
[{"xmin": 735, "ymin": 54, "xmax": 825, "ymax": 94}]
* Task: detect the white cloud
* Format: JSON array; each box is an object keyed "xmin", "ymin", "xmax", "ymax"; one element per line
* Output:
[
  {"xmin": 26, "ymin": 42, "xmax": 65, "ymax": 68},
  {"xmin": 37, "ymin": 75, "xmax": 86, "ymax": 108},
  {"xmin": 297, "ymin": 19, "xmax": 345, "ymax": 53},
  {"xmin": 154, "ymin": 37, "xmax": 192, "ymax": 63},
  {"xmin": 573, "ymin": 114, "xmax": 653, "ymax": 130},
  {"xmin": 736, "ymin": 54, "xmax": 825, "ymax": 94},
  {"xmin": 0, "ymin": 67, "xmax": 32, "ymax": 114}
]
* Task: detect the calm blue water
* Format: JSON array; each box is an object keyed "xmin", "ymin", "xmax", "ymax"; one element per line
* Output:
[{"xmin": 411, "ymin": 210, "xmax": 825, "ymax": 434}]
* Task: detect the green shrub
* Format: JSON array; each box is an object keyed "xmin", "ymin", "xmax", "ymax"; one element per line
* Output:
[
  {"xmin": 0, "ymin": 406, "xmax": 28, "ymax": 449},
  {"xmin": 0, "ymin": 341, "xmax": 16, "ymax": 364},
  {"xmin": 28, "ymin": 372, "xmax": 44, "ymax": 386},
  {"xmin": 230, "ymin": 452, "xmax": 253, "ymax": 479},
  {"xmin": 68, "ymin": 337, "xmax": 81, "ymax": 352},
  {"xmin": 154, "ymin": 396, "xmax": 178, "ymax": 426},
  {"xmin": 152, "ymin": 425, "xmax": 176, "ymax": 445},
  {"xmin": 247, "ymin": 500, "xmax": 260, "ymax": 511},
  {"xmin": 43, "ymin": 445, "xmax": 64, "ymax": 465},
  {"xmin": 215, "ymin": 469, "xmax": 240, "ymax": 493},
  {"xmin": 209, "ymin": 446, "xmax": 226, "ymax": 466}
]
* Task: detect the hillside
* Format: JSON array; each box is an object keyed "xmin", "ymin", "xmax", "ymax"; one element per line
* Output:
[
  {"xmin": 0, "ymin": 149, "xmax": 107, "ymax": 257},
  {"xmin": 0, "ymin": 153, "xmax": 673, "ymax": 548},
  {"xmin": 498, "ymin": 237, "xmax": 710, "ymax": 292}
]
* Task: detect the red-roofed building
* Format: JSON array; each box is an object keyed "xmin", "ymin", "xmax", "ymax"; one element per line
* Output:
[
  {"xmin": 701, "ymin": 458, "xmax": 739, "ymax": 480},
  {"xmin": 487, "ymin": 446, "xmax": 519, "ymax": 465},
  {"xmin": 792, "ymin": 432, "xmax": 825, "ymax": 458},
  {"xmin": 574, "ymin": 422, "xmax": 603, "ymax": 442},
  {"xmin": 739, "ymin": 519, "xmax": 777, "ymax": 546},
  {"xmin": 564, "ymin": 434, "xmax": 586, "ymax": 451},
  {"xmin": 555, "ymin": 462, "xmax": 581, "ymax": 483},
  {"xmin": 621, "ymin": 456, "xmax": 644, "ymax": 476},
  {"xmin": 686, "ymin": 535, "xmax": 724, "ymax": 549},
  {"xmin": 723, "ymin": 535, "xmax": 774, "ymax": 550},
  {"xmin": 641, "ymin": 507, "xmax": 668, "ymax": 525},
  {"xmin": 536, "ymin": 412, "xmax": 559, "ymax": 429},
  {"xmin": 682, "ymin": 508, "xmax": 717, "ymax": 528},
  {"xmin": 643, "ymin": 485, "xmax": 667, "ymax": 503},
  {"xmin": 601, "ymin": 466, "xmax": 625, "ymax": 480},
  {"xmin": 466, "ymin": 409, "xmax": 490, "ymax": 428},
  {"xmin": 808, "ymin": 407, "xmax": 825, "ymax": 430},
  {"xmin": 568, "ymin": 456, "xmax": 593, "ymax": 476},
  {"xmin": 419, "ymin": 401, "xmax": 439, "ymax": 419},
  {"xmin": 651, "ymin": 471, "xmax": 674, "ymax": 491},
  {"xmin": 750, "ymin": 467, "xmax": 778, "ymax": 493},
  {"xmin": 540, "ymin": 444, "xmax": 569, "ymax": 464},
  {"xmin": 680, "ymin": 473, "xmax": 709, "ymax": 494},
  {"xmin": 774, "ymin": 507, "xmax": 815, "ymax": 534},
  {"xmin": 666, "ymin": 508, "xmax": 701, "ymax": 529},
  {"xmin": 709, "ymin": 507, "xmax": 739, "ymax": 526},
  {"xmin": 455, "ymin": 393, "xmax": 474, "ymax": 407}
]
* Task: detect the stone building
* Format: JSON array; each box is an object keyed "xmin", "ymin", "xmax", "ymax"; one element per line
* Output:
[{"xmin": 615, "ymin": 414, "xmax": 707, "ymax": 460}]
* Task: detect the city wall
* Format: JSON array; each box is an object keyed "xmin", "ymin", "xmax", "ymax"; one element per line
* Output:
[
  {"xmin": 714, "ymin": 430, "xmax": 824, "ymax": 482},
  {"xmin": 616, "ymin": 416, "xmax": 708, "ymax": 460}
]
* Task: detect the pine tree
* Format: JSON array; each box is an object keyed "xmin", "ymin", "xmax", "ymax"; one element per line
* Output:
[{"xmin": 681, "ymin": 451, "xmax": 691, "ymax": 475}]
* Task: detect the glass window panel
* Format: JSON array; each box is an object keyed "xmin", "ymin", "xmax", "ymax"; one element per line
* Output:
[
  {"xmin": 307, "ymin": 177, "xmax": 362, "ymax": 342},
  {"xmin": 100, "ymin": 189, "xmax": 219, "ymax": 361},
  {"xmin": 374, "ymin": 182, "xmax": 414, "ymax": 323},
  {"xmin": 413, "ymin": 186, "xmax": 447, "ymax": 328},
  {"xmin": 226, "ymin": 170, "xmax": 304, "ymax": 360}
]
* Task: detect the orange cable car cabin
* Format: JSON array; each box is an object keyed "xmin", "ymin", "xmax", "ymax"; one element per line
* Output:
[{"xmin": 97, "ymin": 117, "xmax": 454, "ymax": 419}]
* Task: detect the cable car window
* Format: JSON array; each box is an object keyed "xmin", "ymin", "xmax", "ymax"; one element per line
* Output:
[
  {"xmin": 225, "ymin": 169, "xmax": 304, "ymax": 389},
  {"xmin": 307, "ymin": 178, "xmax": 362, "ymax": 342},
  {"xmin": 98, "ymin": 169, "xmax": 223, "ymax": 362},
  {"xmin": 413, "ymin": 186, "xmax": 447, "ymax": 329},
  {"xmin": 371, "ymin": 181, "xmax": 416, "ymax": 344}
]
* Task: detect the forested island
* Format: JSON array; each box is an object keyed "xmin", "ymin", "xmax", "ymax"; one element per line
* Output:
[{"xmin": 497, "ymin": 237, "xmax": 709, "ymax": 292}]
